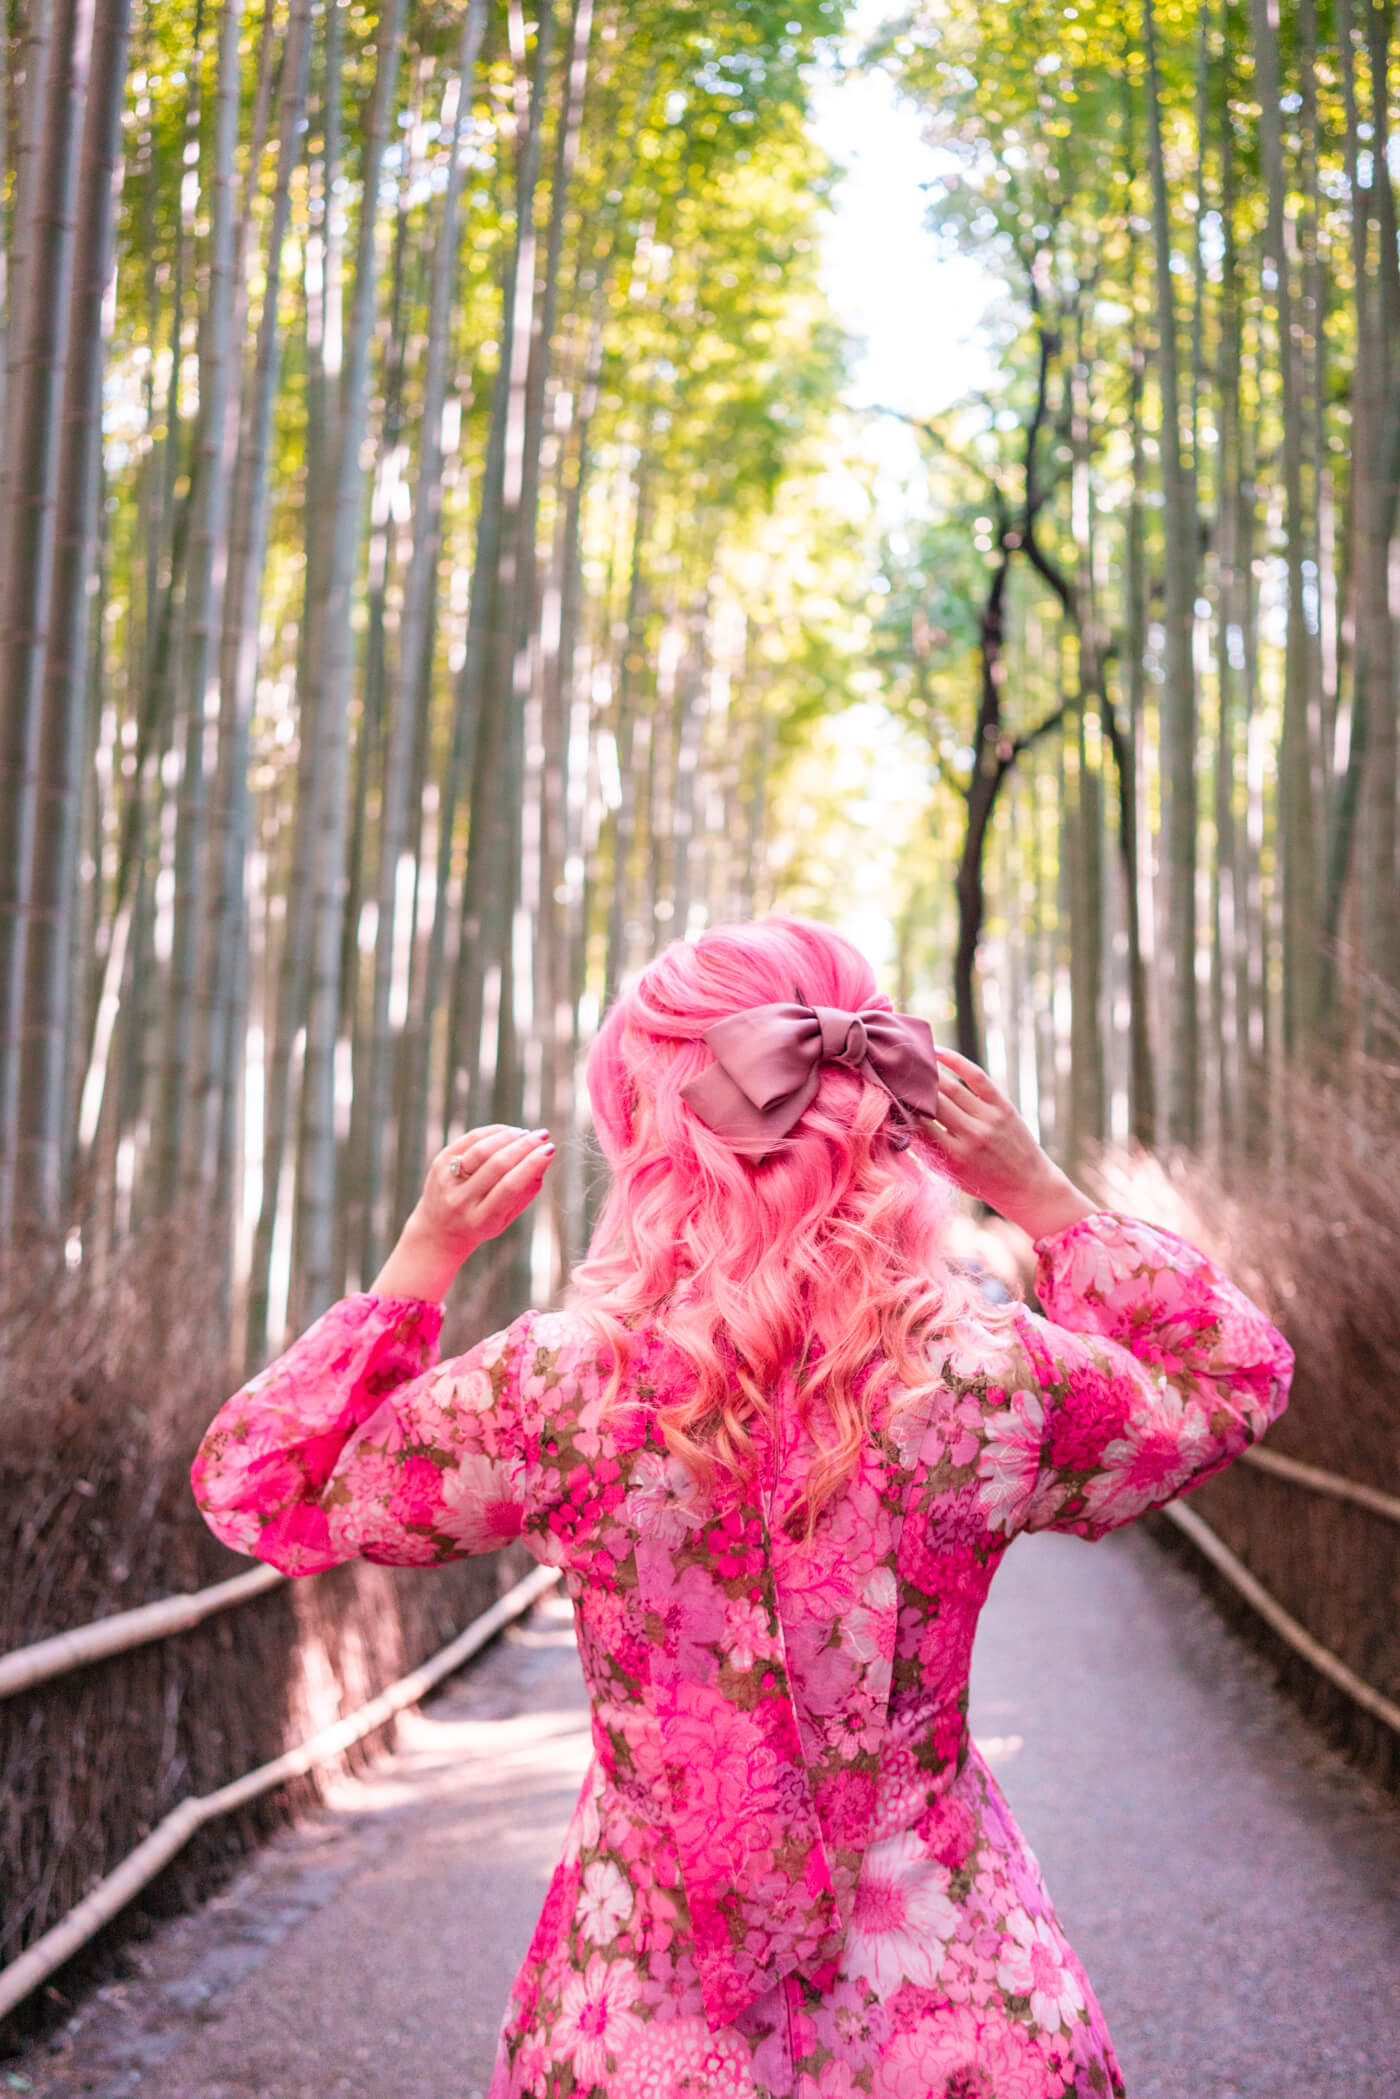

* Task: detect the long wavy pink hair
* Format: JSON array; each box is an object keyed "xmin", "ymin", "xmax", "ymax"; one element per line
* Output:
[{"xmin": 568, "ymin": 916, "xmax": 988, "ymax": 1529}]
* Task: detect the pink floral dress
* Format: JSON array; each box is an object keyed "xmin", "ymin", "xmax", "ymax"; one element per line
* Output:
[{"xmin": 193, "ymin": 1211, "xmax": 1292, "ymax": 2099}]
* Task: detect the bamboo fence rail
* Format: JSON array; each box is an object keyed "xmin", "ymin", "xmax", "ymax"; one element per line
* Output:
[
  {"xmin": 0, "ymin": 1560, "xmax": 562, "ymax": 2022},
  {"xmin": 2, "ymin": 1445, "xmax": 1394, "ymax": 2023},
  {"xmin": 1, "ymin": 1451, "xmax": 1392, "ymax": 1707},
  {"xmin": 0, "ymin": 1563, "xmax": 286, "ymax": 1701},
  {"xmin": 1161, "ymin": 1500, "xmax": 1400, "ymax": 1736},
  {"xmin": 1238, "ymin": 1443, "xmax": 1400, "ymax": 1525}
]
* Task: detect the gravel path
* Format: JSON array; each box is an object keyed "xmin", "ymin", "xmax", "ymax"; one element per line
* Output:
[
  {"xmin": 15, "ymin": 1527, "xmax": 1400, "ymax": 2099},
  {"xmin": 967, "ymin": 1529, "xmax": 1400, "ymax": 2098}
]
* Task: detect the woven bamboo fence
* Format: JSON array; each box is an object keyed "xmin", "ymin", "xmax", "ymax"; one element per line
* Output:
[
  {"xmin": 4, "ymin": 1149, "xmax": 1397, "ymax": 2047},
  {"xmin": 1155, "ymin": 1449, "xmax": 1400, "ymax": 1791},
  {"xmin": 1093, "ymin": 1125, "xmax": 1400, "ymax": 1796},
  {"xmin": 0, "ymin": 1560, "xmax": 559, "ymax": 2027},
  {"xmin": 0, "ymin": 1536, "xmax": 539, "ymax": 2044},
  {"xmin": 4, "ymin": 1437, "xmax": 1395, "ymax": 2038},
  {"xmin": 0, "ymin": 1229, "xmax": 544, "ymax": 2048}
]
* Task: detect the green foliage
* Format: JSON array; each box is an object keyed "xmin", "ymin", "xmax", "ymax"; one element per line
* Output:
[{"xmin": 3, "ymin": 0, "xmax": 870, "ymax": 1297}]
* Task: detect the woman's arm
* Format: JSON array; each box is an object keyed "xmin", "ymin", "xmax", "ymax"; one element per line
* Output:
[
  {"xmin": 921, "ymin": 1053, "xmax": 1292, "ymax": 1538},
  {"xmin": 192, "ymin": 1125, "xmax": 556, "ymax": 1572},
  {"xmin": 1009, "ymin": 1211, "xmax": 1293, "ymax": 1537}
]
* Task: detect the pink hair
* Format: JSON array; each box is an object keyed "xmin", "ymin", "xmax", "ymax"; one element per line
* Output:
[{"xmin": 568, "ymin": 916, "xmax": 990, "ymax": 1531}]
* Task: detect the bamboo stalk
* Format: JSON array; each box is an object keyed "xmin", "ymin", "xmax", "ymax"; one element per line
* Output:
[
  {"xmin": 362, "ymin": 0, "xmax": 489, "ymax": 1280},
  {"xmin": 0, "ymin": 0, "xmax": 58, "ymax": 595},
  {"xmin": 450, "ymin": 0, "xmax": 559, "ymax": 1144},
  {"xmin": 0, "ymin": 0, "xmax": 97, "ymax": 1231},
  {"xmin": 0, "ymin": 1562, "xmax": 561, "ymax": 2018},
  {"xmin": 296, "ymin": 0, "xmax": 409, "ymax": 1319},
  {"xmin": 156, "ymin": 0, "xmax": 245, "ymax": 1213},
  {"xmin": 201, "ymin": 0, "xmax": 314, "ymax": 1276},
  {"xmin": 1251, "ymin": 0, "xmax": 1319, "ymax": 1061},
  {"xmin": 1142, "ymin": 0, "xmax": 1200, "ymax": 1147},
  {"xmin": 15, "ymin": 0, "xmax": 134, "ymax": 1228}
]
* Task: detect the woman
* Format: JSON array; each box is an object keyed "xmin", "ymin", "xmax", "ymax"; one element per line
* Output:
[{"xmin": 193, "ymin": 916, "xmax": 1292, "ymax": 2099}]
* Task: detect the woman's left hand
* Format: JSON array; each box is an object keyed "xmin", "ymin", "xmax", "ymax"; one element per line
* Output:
[{"xmin": 370, "ymin": 1125, "xmax": 555, "ymax": 1302}]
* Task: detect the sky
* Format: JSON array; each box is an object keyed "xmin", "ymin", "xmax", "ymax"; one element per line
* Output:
[
  {"xmin": 810, "ymin": 6, "xmax": 997, "ymax": 487},
  {"xmin": 784, "ymin": 11, "xmax": 996, "ymax": 982}
]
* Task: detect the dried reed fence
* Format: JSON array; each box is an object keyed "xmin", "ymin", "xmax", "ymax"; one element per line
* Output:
[
  {"xmin": 0, "ymin": 1223, "xmax": 529, "ymax": 2049},
  {"xmin": 5, "ymin": 1088, "xmax": 1398, "ymax": 2041},
  {"xmin": 1090, "ymin": 1073, "xmax": 1400, "ymax": 1794}
]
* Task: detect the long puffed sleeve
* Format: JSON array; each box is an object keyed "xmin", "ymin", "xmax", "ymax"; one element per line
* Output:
[
  {"xmin": 979, "ymin": 1211, "xmax": 1293, "ymax": 1540},
  {"xmin": 192, "ymin": 1295, "xmax": 544, "ymax": 1573}
]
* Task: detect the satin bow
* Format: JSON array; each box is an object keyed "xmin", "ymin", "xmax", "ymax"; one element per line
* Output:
[{"xmin": 679, "ymin": 1000, "xmax": 940, "ymax": 1161}]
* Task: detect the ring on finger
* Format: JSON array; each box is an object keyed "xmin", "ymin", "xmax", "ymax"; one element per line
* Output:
[{"xmin": 449, "ymin": 1156, "xmax": 467, "ymax": 1180}]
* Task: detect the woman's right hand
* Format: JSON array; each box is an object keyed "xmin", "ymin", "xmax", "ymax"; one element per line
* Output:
[
  {"xmin": 370, "ymin": 1125, "xmax": 555, "ymax": 1302},
  {"xmin": 922, "ymin": 1049, "xmax": 1097, "ymax": 1243}
]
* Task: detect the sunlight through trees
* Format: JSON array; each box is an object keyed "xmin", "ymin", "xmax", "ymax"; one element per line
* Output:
[
  {"xmin": 867, "ymin": 0, "xmax": 1399, "ymax": 1167},
  {"xmin": 0, "ymin": 0, "xmax": 857, "ymax": 1352},
  {"xmin": 0, "ymin": 0, "xmax": 1396, "ymax": 1357}
]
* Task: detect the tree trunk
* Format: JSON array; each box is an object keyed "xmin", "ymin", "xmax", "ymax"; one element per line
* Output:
[
  {"xmin": 294, "ymin": 0, "xmax": 408, "ymax": 1322},
  {"xmin": 14, "ymin": 0, "xmax": 131, "ymax": 1228},
  {"xmin": 1252, "ymin": 0, "xmax": 1320, "ymax": 1060},
  {"xmin": 1143, "ymin": 0, "xmax": 1199, "ymax": 1145},
  {"xmin": 156, "ymin": 0, "xmax": 244, "ymax": 1213},
  {"xmin": 952, "ymin": 546, "xmax": 1013, "ymax": 1067},
  {"xmin": 0, "ymin": 0, "xmax": 95, "ymax": 1231}
]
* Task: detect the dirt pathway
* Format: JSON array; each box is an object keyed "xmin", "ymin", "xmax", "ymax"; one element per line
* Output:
[{"xmin": 14, "ymin": 1529, "xmax": 1400, "ymax": 2099}]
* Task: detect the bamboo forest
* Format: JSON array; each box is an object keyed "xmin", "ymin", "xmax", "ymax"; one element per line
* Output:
[
  {"xmin": 6, "ymin": 0, "xmax": 1400, "ymax": 2056},
  {"xmin": 0, "ymin": 0, "xmax": 1397, "ymax": 1350}
]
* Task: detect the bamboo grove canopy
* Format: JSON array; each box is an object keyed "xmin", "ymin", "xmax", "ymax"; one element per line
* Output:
[
  {"xmin": 865, "ymin": 0, "xmax": 1400, "ymax": 1169},
  {"xmin": 0, "ymin": 0, "xmax": 854, "ymax": 1356},
  {"xmin": 0, "ymin": 0, "xmax": 1397, "ymax": 1362}
]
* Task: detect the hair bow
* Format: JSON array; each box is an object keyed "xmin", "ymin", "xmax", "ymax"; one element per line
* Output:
[{"xmin": 679, "ymin": 1000, "xmax": 940, "ymax": 1161}]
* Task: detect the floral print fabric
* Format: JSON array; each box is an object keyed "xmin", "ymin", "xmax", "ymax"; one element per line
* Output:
[{"xmin": 193, "ymin": 1211, "xmax": 1292, "ymax": 2098}]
